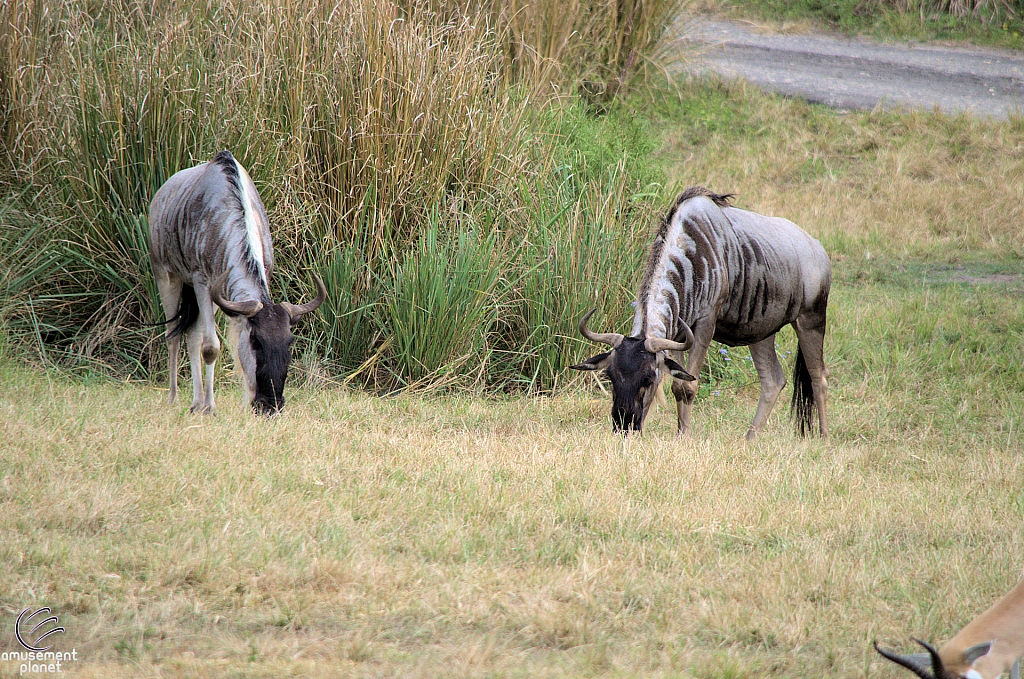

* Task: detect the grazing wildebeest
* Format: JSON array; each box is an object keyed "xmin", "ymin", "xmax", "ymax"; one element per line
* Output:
[
  {"xmin": 149, "ymin": 150, "xmax": 326, "ymax": 415},
  {"xmin": 571, "ymin": 186, "xmax": 831, "ymax": 440},
  {"xmin": 874, "ymin": 575, "xmax": 1024, "ymax": 679}
]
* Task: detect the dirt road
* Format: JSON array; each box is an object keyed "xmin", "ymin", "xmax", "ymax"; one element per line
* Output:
[{"xmin": 687, "ymin": 20, "xmax": 1024, "ymax": 119}]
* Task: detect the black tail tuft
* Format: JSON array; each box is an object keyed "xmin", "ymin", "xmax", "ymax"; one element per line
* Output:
[
  {"xmin": 790, "ymin": 346, "xmax": 817, "ymax": 437},
  {"xmin": 166, "ymin": 284, "xmax": 199, "ymax": 340}
]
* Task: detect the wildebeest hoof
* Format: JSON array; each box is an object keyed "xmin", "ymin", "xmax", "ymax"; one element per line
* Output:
[
  {"xmin": 745, "ymin": 429, "xmax": 757, "ymax": 441},
  {"xmin": 190, "ymin": 403, "xmax": 216, "ymax": 416}
]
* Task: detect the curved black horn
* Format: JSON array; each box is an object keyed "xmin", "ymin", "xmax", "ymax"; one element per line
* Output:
[
  {"xmin": 211, "ymin": 272, "xmax": 263, "ymax": 318},
  {"xmin": 644, "ymin": 322, "xmax": 695, "ymax": 353},
  {"xmin": 578, "ymin": 308, "xmax": 624, "ymax": 348},
  {"xmin": 914, "ymin": 638, "xmax": 953, "ymax": 679},
  {"xmin": 874, "ymin": 641, "xmax": 935, "ymax": 679},
  {"xmin": 281, "ymin": 274, "xmax": 327, "ymax": 322}
]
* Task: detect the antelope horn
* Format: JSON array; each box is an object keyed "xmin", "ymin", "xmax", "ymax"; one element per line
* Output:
[
  {"xmin": 211, "ymin": 272, "xmax": 263, "ymax": 318},
  {"xmin": 873, "ymin": 641, "xmax": 936, "ymax": 679},
  {"xmin": 644, "ymin": 322, "xmax": 694, "ymax": 353},
  {"xmin": 915, "ymin": 638, "xmax": 952, "ymax": 679},
  {"xmin": 578, "ymin": 308, "xmax": 624, "ymax": 348},
  {"xmin": 281, "ymin": 274, "xmax": 327, "ymax": 322}
]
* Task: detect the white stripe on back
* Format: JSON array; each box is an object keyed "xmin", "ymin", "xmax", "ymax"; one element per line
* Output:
[{"xmin": 235, "ymin": 160, "xmax": 268, "ymax": 288}]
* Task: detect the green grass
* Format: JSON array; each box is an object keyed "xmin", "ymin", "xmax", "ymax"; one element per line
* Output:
[
  {"xmin": 710, "ymin": 0, "xmax": 1024, "ymax": 50},
  {"xmin": 1, "ymin": 262, "xmax": 1022, "ymax": 678}
]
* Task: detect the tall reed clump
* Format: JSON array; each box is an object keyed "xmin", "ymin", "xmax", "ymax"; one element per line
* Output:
[
  {"xmin": 0, "ymin": 0, "xmax": 687, "ymax": 391},
  {"xmin": 416, "ymin": 0, "xmax": 686, "ymax": 99},
  {"xmin": 489, "ymin": 161, "xmax": 652, "ymax": 391},
  {"xmin": 386, "ymin": 218, "xmax": 500, "ymax": 386},
  {"xmin": 0, "ymin": 0, "xmax": 34, "ymax": 173}
]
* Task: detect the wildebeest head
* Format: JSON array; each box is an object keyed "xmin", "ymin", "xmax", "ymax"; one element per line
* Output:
[
  {"xmin": 212, "ymin": 273, "xmax": 327, "ymax": 415},
  {"xmin": 873, "ymin": 638, "xmax": 994, "ymax": 679},
  {"xmin": 570, "ymin": 309, "xmax": 696, "ymax": 433}
]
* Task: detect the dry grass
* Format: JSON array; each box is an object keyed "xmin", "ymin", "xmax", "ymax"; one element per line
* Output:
[
  {"xmin": 2, "ymin": 271, "xmax": 1022, "ymax": 678},
  {"xmin": 655, "ymin": 79, "xmax": 1024, "ymax": 261}
]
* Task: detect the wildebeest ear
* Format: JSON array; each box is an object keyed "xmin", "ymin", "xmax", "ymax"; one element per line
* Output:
[
  {"xmin": 570, "ymin": 352, "xmax": 612, "ymax": 371},
  {"xmin": 664, "ymin": 358, "xmax": 696, "ymax": 381},
  {"xmin": 962, "ymin": 641, "xmax": 993, "ymax": 666}
]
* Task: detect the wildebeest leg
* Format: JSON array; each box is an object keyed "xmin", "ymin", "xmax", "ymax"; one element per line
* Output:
[
  {"xmin": 191, "ymin": 282, "xmax": 221, "ymax": 415},
  {"xmin": 225, "ymin": 318, "xmax": 255, "ymax": 407},
  {"xmin": 154, "ymin": 266, "xmax": 183, "ymax": 404},
  {"xmin": 186, "ymin": 324, "xmax": 206, "ymax": 413},
  {"xmin": 224, "ymin": 319, "xmax": 243, "ymax": 405},
  {"xmin": 792, "ymin": 312, "xmax": 829, "ymax": 441},
  {"xmin": 746, "ymin": 334, "xmax": 786, "ymax": 441},
  {"xmin": 671, "ymin": 319, "xmax": 716, "ymax": 437}
]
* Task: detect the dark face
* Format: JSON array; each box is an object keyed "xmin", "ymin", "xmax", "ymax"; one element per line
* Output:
[
  {"xmin": 571, "ymin": 337, "xmax": 694, "ymax": 434},
  {"xmin": 247, "ymin": 304, "xmax": 295, "ymax": 415},
  {"xmin": 605, "ymin": 339, "xmax": 658, "ymax": 433}
]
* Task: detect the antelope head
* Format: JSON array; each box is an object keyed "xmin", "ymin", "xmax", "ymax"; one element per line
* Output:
[{"xmin": 874, "ymin": 638, "xmax": 996, "ymax": 679}]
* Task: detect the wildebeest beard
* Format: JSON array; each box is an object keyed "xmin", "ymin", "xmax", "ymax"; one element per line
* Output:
[
  {"xmin": 247, "ymin": 305, "xmax": 294, "ymax": 415},
  {"xmin": 606, "ymin": 338, "xmax": 658, "ymax": 433}
]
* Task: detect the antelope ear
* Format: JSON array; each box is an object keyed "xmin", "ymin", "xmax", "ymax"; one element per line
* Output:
[
  {"xmin": 571, "ymin": 352, "xmax": 612, "ymax": 371},
  {"xmin": 664, "ymin": 358, "xmax": 696, "ymax": 382},
  {"xmin": 962, "ymin": 641, "xmax": 993, "ymax": 666}
]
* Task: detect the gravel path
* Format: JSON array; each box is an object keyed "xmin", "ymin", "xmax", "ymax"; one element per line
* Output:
[{"xmin": 686, "ymin": 20, "xmax": 1024, "ymax": 118}]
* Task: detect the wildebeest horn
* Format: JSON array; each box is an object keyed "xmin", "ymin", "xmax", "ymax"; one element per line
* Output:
[
  {"xmin": 281, "ymin": 274, "xmax": 327, "ymax": 322},
  {"xmin": 211, "ymin": 272, "xmax": 263, "ymax": 318},
  {"xmin": 578, "ymin": 308, "xmax": 624, "ymax": 348},
  {"xmin": 873, "ymin": 641, "xmax": 937, "ymax": 679},
  {"xmin": 644, "ymin": 323, "xmax": 694, "ymax": 353}
]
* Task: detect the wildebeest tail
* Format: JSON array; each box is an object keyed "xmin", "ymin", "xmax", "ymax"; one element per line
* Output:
[
  {"xmin": 166, "ymin": 283, "xmax": 199, "ymax": 340},
  {"xmin": 790, "ymin": 345, "xmax": 816, "ymax": 437}
]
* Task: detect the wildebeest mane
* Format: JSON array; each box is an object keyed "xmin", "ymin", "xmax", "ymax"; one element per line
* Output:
[
  {"xmin": 212, "ymin": 150, "xmax": 266, "ymax": 291},
  {"xmin": 637, "ymin": 186, "xmax": 735, "ymax": 325}
]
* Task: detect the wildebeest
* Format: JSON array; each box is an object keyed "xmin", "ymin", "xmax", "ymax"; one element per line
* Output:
[
  {"xmin": 149, "ymin": 150, "xmax": 326, "ymax": 415},
  {"xmin": 874, "ymin": 574, "xmax": 1024, "ymax": 679},
  {"xmin": 571, "ymin": 186, "xmax": 831, "ymax": 440}
]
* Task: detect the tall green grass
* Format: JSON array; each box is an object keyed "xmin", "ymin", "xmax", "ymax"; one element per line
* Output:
[
  {"xmin": 0, "ymin": 0, "xmax": 686, "ymax": 391},
  {"xmin": 387, "ymin": 219, "xmax": 499, "ymax": 386}
]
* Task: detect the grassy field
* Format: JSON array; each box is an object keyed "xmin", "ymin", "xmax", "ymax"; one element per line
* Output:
[
  {"xmin": 2, "ymin": 257, "xmax": 1023, "ymax": 678},
  {"xmin": 4, "ymin": 4, "xmax": 1024, "ymax": 676},
  {"xmin": 651, "ymin": 79, "xmax": 1024, "ymax": 261},
  {"xmin": 4, "ymin": 79, "xmax": 1024, "ymax": 673}
]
